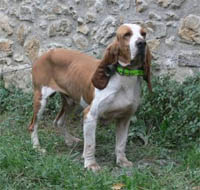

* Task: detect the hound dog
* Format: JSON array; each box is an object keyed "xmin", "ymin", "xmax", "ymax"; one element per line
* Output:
[{"xmin": 29, "ymin": 23, "xmax": 152, "ymax": 172}]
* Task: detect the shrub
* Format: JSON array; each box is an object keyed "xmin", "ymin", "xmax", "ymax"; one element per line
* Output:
[
  {"xmin": 0, "ymin": 80, "xmax": 10, "ymax": 114},
  {"xmin": 0, "ymin": 80, "xmax": 60, "ymax": 127},
  {"xmin": 131, "ymin": 73, "xmax": 200, "ymax": 147},
  {"xmin": 0, "ymin": 81, "xmax": 33, "ymax": 117}
]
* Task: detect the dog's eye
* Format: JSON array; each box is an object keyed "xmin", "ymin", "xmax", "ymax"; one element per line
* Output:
[
  {"xmin": 141, "ymin": 31, "xmax": 146, "ymax": 38},
  {"xmin": 124, "ymin": 32, "xmax": 131, "ymax": 39}
]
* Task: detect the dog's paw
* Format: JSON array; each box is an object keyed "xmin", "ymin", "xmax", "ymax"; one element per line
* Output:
[
  {"xmin": 86, "ymin": 162, "xmax": 101, "ymax": 172},
  {"xmin": 65, "ymin": 136, "xmax": 81, "ymax": 147},
  {"xmin": 117, "ymin": 157, "xmax": 133, "ymax": 168},
  {"xmin": 33, "ymin": 145, "xmax": 46, "ymax": 154}
]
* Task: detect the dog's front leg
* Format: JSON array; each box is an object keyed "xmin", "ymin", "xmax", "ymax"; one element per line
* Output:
[
  {"xmin": 115, "ymin": 116, "xmax": 133, "ymax": 168},
  {"xmin": 83, "ymin": 109, "xmax": 100, "ymax": 172}
]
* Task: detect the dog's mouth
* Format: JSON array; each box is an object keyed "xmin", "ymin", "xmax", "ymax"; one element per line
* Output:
[{"xmin": 130, "ymin": 50, "xmax": 145, "ymax": 66}]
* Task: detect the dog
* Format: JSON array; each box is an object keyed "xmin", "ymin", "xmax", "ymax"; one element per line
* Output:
[{"xmin": 29, "ymin": 23, "xmax": 152, "ymax": 172}]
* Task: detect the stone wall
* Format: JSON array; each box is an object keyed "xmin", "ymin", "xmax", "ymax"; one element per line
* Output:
[{"xmin": 0, "ymin": 0, "xmax": 200, "ymax": 90}]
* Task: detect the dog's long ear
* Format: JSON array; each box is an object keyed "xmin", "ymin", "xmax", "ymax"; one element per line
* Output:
[
  {"xmin": 143, "ymin": 45, "xmax": 152, "ymax": 92},
  {"xmin": 92, "ymin": 41, "xmax": 119, "ymax": 90}
]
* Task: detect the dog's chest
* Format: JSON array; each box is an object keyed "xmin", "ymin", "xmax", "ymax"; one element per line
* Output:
[{"xmin": 92, "ymin": 74, "xmax": 142, "ymax": 118}]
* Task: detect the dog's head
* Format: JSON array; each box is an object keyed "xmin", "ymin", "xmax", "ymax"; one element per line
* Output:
[{"xmin": 92, "ymin": 24, "xmax": 152, "ymax": 91}]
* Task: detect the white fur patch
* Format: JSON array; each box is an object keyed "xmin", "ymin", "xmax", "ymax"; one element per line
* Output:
[
  {"xmin": 80, "ymin": 96, "xmax": 88, "ymax": 108},
  {"xmin": 118, "ymin": 60, "xmax": 130, "ymax": 66},
  {"xmin": 38, "ymin": 98, "xmax": 46, "ymax": 118},
  {"xmin": 83, "ymin": 109, "xmax": 97, "ymax": 168},
  {"xmin": 91, "ymin": 73, "xmax": 141, "ymax": 118},
  {"xmin": 124, "ymin": 24, "xmax": 144, "ymax": 60},
  {"xmin": 31, "ymin": 123, "xmax": 39, "ymax": 147},
  {"xmin": 38, "ymin": 86, "xmax": 56, "ymax": 118},
  {"xmin": 41, "ymin": 86, "xmax": 55, "ymax": 99}
]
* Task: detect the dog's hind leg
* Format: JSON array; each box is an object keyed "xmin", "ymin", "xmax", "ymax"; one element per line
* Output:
[
  {"xmin": 53, "ymin": 93, "xmax": 81, "ymax": 146},
  {"xmin": 29, "ymin": 86, "xmax": 55, "ymax": 153}
]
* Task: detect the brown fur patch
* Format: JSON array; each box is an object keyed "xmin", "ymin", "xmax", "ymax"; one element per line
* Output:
[
  {"xmin": 140, "ymin": 28, "xmax": 147, "ymax": 38},
  {"xmin": 32, "ymin": 49, "xmax": 98, "ymax": 104},
  {"xmin": 116, "ymin": 25, "xmax": 132, "ymax": 64},
  {"xmin": 83, "ymin": 106, "xmax": 91, "ymax": 120},
  {"xmin": 28, "ymin": 89, "xmax": 42, "ymax": 132},
  {"xmin": 92, "ymin": 41, "xmax": 119, "ymax": 89},
  {"xmin": 143, "ymin": 45, "xmax": 152, "ymax": 92}
]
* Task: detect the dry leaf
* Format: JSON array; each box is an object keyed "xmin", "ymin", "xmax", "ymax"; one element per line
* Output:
[{"xmin": 112, "ymin": 183, "xmax": 125, "ymax": 190}]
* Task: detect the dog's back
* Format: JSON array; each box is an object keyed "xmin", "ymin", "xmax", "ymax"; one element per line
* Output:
[{"xmin": 32, "ymin": 48, "xmax": 100, "ymax": 104}]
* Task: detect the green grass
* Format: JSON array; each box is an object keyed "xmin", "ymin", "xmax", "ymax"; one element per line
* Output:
[{"xmin": 0, "ymin": 77, "xmax": 200, "ymax": 190}]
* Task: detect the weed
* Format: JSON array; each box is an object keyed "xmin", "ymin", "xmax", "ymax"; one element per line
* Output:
[
  {"xmin": 0, "ymin": 75, "xmax": 200, "ymax": 189},
  {"xmin": 131, "ymin": 73, "xmax": 200, "ymax": 147}
]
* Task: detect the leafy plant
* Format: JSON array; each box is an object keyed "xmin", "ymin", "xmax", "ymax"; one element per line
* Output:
[
  {"xmin": 1, "ymin": 75, "xmax": 200, "ymax": 189},
  {"xmin": 131, "ymin": 73, "xmax": 200, "ymax": 147}
]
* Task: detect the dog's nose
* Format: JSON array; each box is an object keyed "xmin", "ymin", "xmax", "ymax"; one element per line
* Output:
[{"xmin": 136, "ymin": 39, "xmax": 146, "ymax": 49}]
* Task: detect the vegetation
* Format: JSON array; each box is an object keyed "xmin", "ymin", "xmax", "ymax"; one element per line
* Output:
[
  {"xmin": 131, "ymin": 74, "xmax": 200, "ymax": 147},
  {"xmin": 0, "ymin": 74, "xmax": 200, "ymax": 189}
]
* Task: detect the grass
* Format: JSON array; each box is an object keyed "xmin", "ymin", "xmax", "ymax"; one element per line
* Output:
[{"xmin": 0, "ymin": 78, "xmax": 200, "ymax": 189}]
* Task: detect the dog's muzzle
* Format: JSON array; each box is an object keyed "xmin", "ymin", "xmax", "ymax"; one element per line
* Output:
[
  {"xmin": 136, "ymin": 38, "xmax": 146, "ymax": 59},
  {"xmin": 130, "ymin": 39, "xmax": 146, "ymax": 66},
  {"xmin": 136, "ymin": 38, "xmax": 146, "ymax": 50}
]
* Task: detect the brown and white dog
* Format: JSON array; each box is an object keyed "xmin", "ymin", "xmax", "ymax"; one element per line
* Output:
[{"xmin": 29, "ymin": 23, "xmax": 152, "ymax": 172}]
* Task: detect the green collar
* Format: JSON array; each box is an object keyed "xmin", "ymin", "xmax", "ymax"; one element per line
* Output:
[{"xmin": 116, "ymin": 65, "xmax": 144, "ymax": 76}]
